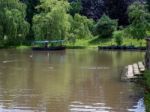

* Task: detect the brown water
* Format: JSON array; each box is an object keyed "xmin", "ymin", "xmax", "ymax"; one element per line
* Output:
[{"xmin": 0, "ymin": 49, "xmax": 145, "ymax": 112}]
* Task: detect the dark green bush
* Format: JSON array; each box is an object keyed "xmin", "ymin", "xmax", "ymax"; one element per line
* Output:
[
  {"xmin": 144, "ymin": 70, "xmax": 150, "ymax": 87},
  {"xmin": 144, "ymin": 70, "xmax": 150, "ymax": 112},
  {"xmin": 145, "ymin": 93, "xmax": 150, "ymax": 112},
  {"xmin": 93, "ymin": 14, "xmax": 118, "ymax": 38},
  {"xmin": 113, "ymin": 31, "xmax": 123, "ymax": 46}
]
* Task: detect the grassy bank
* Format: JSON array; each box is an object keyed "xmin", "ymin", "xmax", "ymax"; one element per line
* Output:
[
  {"xmin": 0, "ymin": 45, "xmax": 31, "ymax": 50},
  {"xmin": 16, "ymin": 45, "xmax": 31, "ymax": 50},
  {"xmin": 144, "ymin": 70, "xmax": 150, "ymax": 112},
  {"xmin": 65, "ymin": 38, "xmax": 146, "ymax": 48}
]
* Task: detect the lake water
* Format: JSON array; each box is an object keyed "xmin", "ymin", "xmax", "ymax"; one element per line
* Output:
[{"xmin": 0, "ymin": 49, "xmax": 145, "ymax": 112}]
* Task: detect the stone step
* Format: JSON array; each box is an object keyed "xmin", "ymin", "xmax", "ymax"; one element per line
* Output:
[
  {"xmin": 133, "ymin": 63, "xmax": 141, "ymax": 75},
  {"xmin": 125, "ymin": 65, "xmax": 136, "ymax": 79},
  {"xmin": 121, "ymin": 61, "xmax": 145, "ymax": 81},
  {"xmin": 138, "ymin": 61, "xmax": 145, "ymax": 72}
]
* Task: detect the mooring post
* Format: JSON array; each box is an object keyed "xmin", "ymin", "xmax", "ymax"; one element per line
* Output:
[{"xmin": 145, "ymin": 38, "xmax": 150, "ymax": 69}]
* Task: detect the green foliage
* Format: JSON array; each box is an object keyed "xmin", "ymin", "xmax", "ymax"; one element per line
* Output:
[
  {"xmin": 127, "ymin": 2, "xmax": 150, "ymax": 39},
  {"xmin": 144, "ymin": 70, "xmax": 150, "ymax": 112},
  {"xmin": 32, "ymin": 0, "xmax": 71, "ymax": 40},
  {"xmin": 145, "ymin": 93, "xmax": 150, "ymax": 112},
  {"xmin": 20, "ymin": 0, "xmax": 39, "ymax": 42},
  {"xmin": 113, "ymin": 30, "xmax": 123, "ymax": 46},
  {"xmin": 69, "ymin": 14, "xmax": 94, "ymax": 41},
  {"xmin": 21, "ymin": 0, "xmax": 39, "ymax": 24},
  {"xmin": 37, "ymin": 0, "xmax": 70, "ymax": 12},
  {"xmin": 144, "ymin": 70, "xmax": 150, "ymax": 87},
  {"xmin": 0, "ymin": 0, "xmax": 29, "ymax": 46},
  {"xmin": 33, "ymin": 0, "xmax": 94, "ymax": 42},
  {"xmin": 69, "ymin": 0, "xmax": 82, "ymax": 16},
  {"xmin": 0, "ymin": 0, "xmax": 148, "ymax": 48},
  {"xmin": 94, "ymin": 14, "xmax": 118, "ymax": 38},
  {"xmin": 16, "ymin": 45, "xmax": 31, "ymax": 49}
]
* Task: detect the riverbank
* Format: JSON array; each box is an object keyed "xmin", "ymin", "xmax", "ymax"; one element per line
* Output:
[
  {"xmin": 0, "ymin": 38, "xmax": 146, "ymax": 50},
  {"xmin": 98, "ymin": 46, "xmax": 146, "ymax": 50},
  {"xmin": 0, "ymin": 45, "xmax": 31, "ymax": 50},
  {"xmin": 65, "ymin": 38, "xmax": 146, "ymax": 49},
  {"xmin": 16, "ymin": 45, "xmax": 31, "ymax": 49}
]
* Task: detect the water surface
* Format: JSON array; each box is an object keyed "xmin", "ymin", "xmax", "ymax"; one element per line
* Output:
[{"xmin": 0, "ymin": 49, "xmax": 145, "ymax": 112}]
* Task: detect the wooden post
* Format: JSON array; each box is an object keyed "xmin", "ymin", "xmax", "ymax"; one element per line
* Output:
[{"xmin": 145, "ymin": 38, "xmax": 150, "ymax": 69}]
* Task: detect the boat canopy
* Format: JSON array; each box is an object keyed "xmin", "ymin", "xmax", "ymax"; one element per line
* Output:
[{"xmin": 33, "ymin": 40, "xmax": 65, "ymax": 44}]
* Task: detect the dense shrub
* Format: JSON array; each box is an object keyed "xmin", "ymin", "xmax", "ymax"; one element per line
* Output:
[
  {"xmin": 93, "ymin": 14, "xmax": 118, "ymax": 38},
  {"xmin": 144, "ymin": 70, "xmax": 150, "ymax": 88},
  {"xmin": 144, "ymin": 70, "xmax": 150, "ymax": 112},
  {"xmin": 145, "ymin": 93, "xmax": 150, "ymax": 112},
  {"xmin": 113, "ymin": 31, "xmax": 123, "ymax": 46}
]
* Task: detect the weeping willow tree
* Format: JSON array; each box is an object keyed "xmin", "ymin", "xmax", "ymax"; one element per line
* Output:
[
  {"xmin": 32, "ymin": 0, "xmax": 71, "ymax": 41},
  {"xmin": 0, "ymin": 0, "xmax": 29, "ymax": 46},
  {"xmin": 69, "ymin": 14, "xmax": 94, "ymax": 40}
]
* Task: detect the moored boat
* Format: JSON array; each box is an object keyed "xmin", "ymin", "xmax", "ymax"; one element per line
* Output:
[{"xmin": 32, "ymin": 40, "xmax": 66, "ymax": 51}]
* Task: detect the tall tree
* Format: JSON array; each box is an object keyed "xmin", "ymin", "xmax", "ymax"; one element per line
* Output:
[
  {"xmin": 69, "ymin": 14, "xmax": 94, "ymax": 40},
  {"xmin": 69, "ymin": 0, "xmax": 82, "ymax": 16},
  {"xmin": 20, "ymin": 0, "xmax": 39, "ymax": 42},
  {"xmin": 0, "ymin": 0, "xmax": 29, "ymax": 46},
  {"xmin": 127, "ymin": 2, "xmax": 150, "ymax": 39},
  {"xmin": 32, "ymin": 0, "xmax": 71, "ymax": 40},
  {"xmin": 20, "ymin": 0, "xmax": 39, "ymax": 24}
]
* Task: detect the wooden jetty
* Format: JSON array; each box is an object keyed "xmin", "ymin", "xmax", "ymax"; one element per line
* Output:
[{"xmin": 121, "ymin": 61, "xmax": 145, "ymax": 81}]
